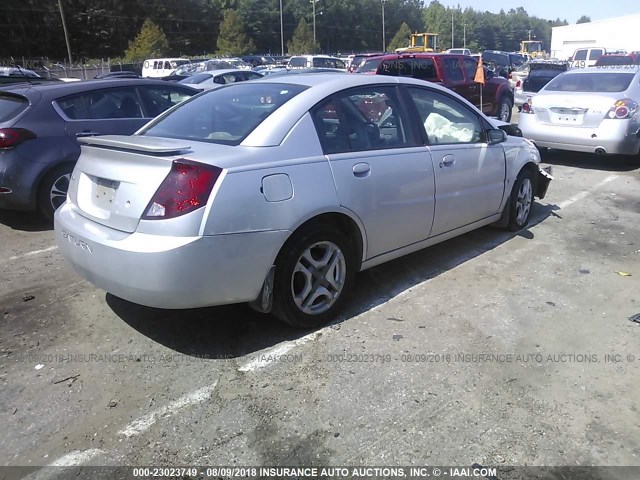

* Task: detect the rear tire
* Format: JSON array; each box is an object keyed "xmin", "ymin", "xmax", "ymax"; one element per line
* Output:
[
  {"xmin": 37, "ymin": 164, "xmax": 73, "ymax": 221},
  {"xmin": 505, "ymin": 169, "xmax": 534, "ymax": 231},
  {"xmin": 496, "ymin": 96, "xmax": 513, "ymax": 122},
  {"xmin": 272, "ymin": 224, "xmax": 356, "ymax": 329}
]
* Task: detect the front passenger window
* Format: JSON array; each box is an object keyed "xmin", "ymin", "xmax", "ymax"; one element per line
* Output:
[{"xmin": 407, "ymin": 87, "xmax": 483, "ymax": 144}]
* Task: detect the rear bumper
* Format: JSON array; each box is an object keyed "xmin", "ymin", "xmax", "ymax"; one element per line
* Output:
[
  {"xmin": 0, "ymin": 150, "xmax": 42, "ymax": 210},
  {"xmin": 519, "ymin": 116, "xmax": 640, "ymax": 156},
  {"xmin": 54, "ymin": 203, "xmax": 290, "ymax": 309}
]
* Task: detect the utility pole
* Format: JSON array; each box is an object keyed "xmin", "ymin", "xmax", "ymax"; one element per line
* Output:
[
  {"xmin": 451, "ymin": 13, "xmax": 454, "ymax": 49},
  {"xmin": 57, "ymin": 0, "xmax": 73, "ymax": 66},
  {"xmin": 280, "ymin": 0, "xmax": 284, "ymax": 56},
  {"xmin": 463, "ymin": 22, "xmax": 467, "ymax": 49},
  {"xmin": 312, "ymin": 0, "xmax": 316, "ymax": 45},
  {"xmin": 381, "ymin": 0, "xmax": 387, "ymax": 52}
]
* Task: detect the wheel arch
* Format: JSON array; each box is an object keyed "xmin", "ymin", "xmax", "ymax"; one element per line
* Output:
[{"xmin": 279, "ymin": 209, "xmax": 367, "ymax": 270}]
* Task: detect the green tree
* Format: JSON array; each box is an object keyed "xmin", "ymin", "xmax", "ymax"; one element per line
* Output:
[
  {"xmin": 576, "ymin": 15, "xmax": 591, "ymax": 24},
  {"xmin": 287, "ymin": 18, "xmax": 319, "ymax": 54},
  {"xmin": 123, "ymin": 18, "xmax": 169, "ymax": 61},
  {"xmin": 387, "ymin": 22, "xmax": 412, "ymax": 51},
  {"xmin": 217, "ymin": 9, "xmax": 255, "ymax": 55}
]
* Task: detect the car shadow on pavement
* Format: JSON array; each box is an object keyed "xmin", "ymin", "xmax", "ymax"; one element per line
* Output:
[
  {"xmin": 540, "ymin": 149, "xmax": 639, "ymax": 172},
  {"xmin": 108, "ymin": 203, "xmax": 559, "ymax": 359},
  {"xmin": 0, "ymin": 210, "xmax": 51, "ymax": 232}
]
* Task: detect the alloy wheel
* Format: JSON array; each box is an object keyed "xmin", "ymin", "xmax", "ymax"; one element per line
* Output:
[
  {"xmin": 515, "ymin": 178, "xmax": 532, "ymax": 225},
  {"xmin": 290, "ymin": 241, "xmax": 347, "ymax": 315},
  {"xmin": 49, "ymin": 173, "xmax": 71, "ymax": 211}
]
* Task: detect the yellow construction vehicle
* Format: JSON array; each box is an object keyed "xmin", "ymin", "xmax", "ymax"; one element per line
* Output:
[
  {"xmin": 520, "ymin": 40, "xmax": 546, "ymax": 59},
  {"xmin": 395, "ymin": 33, "xmax": 439, "ymax": 53}
]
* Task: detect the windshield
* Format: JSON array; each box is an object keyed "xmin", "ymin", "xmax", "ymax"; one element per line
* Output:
[
  {"xmin": 140, "ymin": 83, "xmax": 307, "ymax": 146},
  {"xmin": 524, "ymin": 43, "xmax": 542, "ymax": 53},
  {"xmin": 545, "ymin": 72, "xmax": 635, "ymax": 92}
]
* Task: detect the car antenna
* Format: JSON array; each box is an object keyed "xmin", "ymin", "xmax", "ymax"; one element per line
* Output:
[{"xmin": 10, "ymin": 58, "xmax": 34, "ymax": 86}]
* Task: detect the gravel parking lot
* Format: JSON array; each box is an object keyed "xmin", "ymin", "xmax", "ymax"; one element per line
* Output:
[{"xmin": 1, "ymin": 121, "xmax": 639, "ymax": 476}]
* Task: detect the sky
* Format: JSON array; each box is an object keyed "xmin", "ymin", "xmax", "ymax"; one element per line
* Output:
[{"xmin": 437, "ymin": 0, "xmax": 640, "ymax": 24}]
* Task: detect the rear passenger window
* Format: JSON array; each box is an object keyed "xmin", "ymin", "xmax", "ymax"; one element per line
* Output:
[
  {"xmin": 462, "ymin": 58, "xmax": 477, "ymax": 79},
  {"xmin": 312, "ymin": 86, "xmax": 409, "ymax": 154},
  {"xmin": 0, "ymin": 94, "xmax": 28, "ymax": 122},
  {"xmin": 589, "ymin": 49, "xmax": 604, "ymax": 60},
  {"xmin": 56, "ymin": 88, "xmax": 143, "ymax": 119},
  {"xmin": 442, "ymin": 58, "xmax": 464, "ymax": 81}
]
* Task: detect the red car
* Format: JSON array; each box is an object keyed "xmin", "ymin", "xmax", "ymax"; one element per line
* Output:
[{"xmin": 374, "ymin": 53, "xmax": 515, "ymax": 121}]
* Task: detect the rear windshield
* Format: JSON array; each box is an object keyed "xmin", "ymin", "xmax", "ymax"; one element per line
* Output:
[
  {"xmin": 529, "ymin": 69, "xmax": 564, "ymax": 79},
  {"xmin": 482, "ymin": 52, "xmax": 508, "ymax": 66},
  {"xmin": 356, "ymin": 58, "xmax": 382, "ymax": 73},
  {"xmin": 0, "ymin": 94, "xmax": 29, "ymax": 122},
  {"xmin": 288, "ymin": 57, "xmax": 307, "ymax": 68},
  {"xmin": 545, "ymin": 72, "xmax": 635, "ymax": 92},
  {"xmin": 378, "ymin": 58, "xmax": 437, "ymax": 81},
  {"xmin": 180, "ymin": 73, "xmax": 212, "ymax": 84},
  {"xmin": 140, "ymin": 83, "xmax": 307, "ymax": 146},
  {"xmin": 597, "ymin": 56, "xmax": 634, "ymax": 66}
]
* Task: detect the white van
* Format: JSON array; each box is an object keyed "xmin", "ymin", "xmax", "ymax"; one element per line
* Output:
[{"xmin": 142, "ymin": 58, "xmax": 191, "ymax": 78}]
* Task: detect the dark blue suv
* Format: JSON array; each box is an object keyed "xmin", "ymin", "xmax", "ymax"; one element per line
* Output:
[{"xmin": 0, "ymin": 79, "xmax": 197, "ymax": 219}]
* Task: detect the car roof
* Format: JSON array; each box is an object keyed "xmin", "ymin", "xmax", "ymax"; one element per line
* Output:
[
  {"xmin": 254, "ymin": 71, "xmax": 446, "ymax": 91},
  {"xmin": 565, "ymin": 66, "xmax": 640, "ymax": 74},
  {"xmin": 1, "ymin": 78, "xmax": 199, "ymax": 99}
]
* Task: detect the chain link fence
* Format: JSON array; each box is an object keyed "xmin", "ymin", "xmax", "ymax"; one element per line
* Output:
[{"xmin": 0, "ymin": 58, "xmax": 143, "ymax": 79}]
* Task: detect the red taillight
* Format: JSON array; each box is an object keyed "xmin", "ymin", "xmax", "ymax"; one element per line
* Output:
[
  {"xmin": 606, "ymin": 99, "xmax": 637, "ymax": 119},
  {"xmin": 0, "ymin": 128, "xmax": 36, "ymax": 149},
  {"xmin": 522, "ymin": 99, "xmax": 533, "ymax": 114},
  {"xmin": 142, "ymin": 159, "xmax": 222, "ymax": 220},
  {"xmin": 515, "ymin": 80, "xmax": 521, "ymax": 88}
]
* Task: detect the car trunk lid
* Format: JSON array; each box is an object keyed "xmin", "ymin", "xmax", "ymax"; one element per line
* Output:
[
  {"xmin": 68, "ymin": 135, "xmax": 192, "ymax": 233},
  {"xmin": 532, "ymin": 93, "xmax": 617, "ymax": 128}
]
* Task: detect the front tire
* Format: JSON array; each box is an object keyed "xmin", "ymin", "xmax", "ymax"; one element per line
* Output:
[
  {"xmin": 496, "ymin": 96, "xmax": 513, "ymax": 122},
  {"xmin": 505, "ymin": 169, "xmax": 534, "ymax": 231},
  {"xmin": 38, "ymin": 164, "xmax": 73, "ymax": 221},
  {"xmin": 272, "ymin": 224, "xmax": 356, "ymax": 329}
]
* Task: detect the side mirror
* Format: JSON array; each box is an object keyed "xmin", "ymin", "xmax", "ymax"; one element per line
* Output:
[{"xmin": 487, "ymin": 128, "xmax": 507, "ymax": 145}]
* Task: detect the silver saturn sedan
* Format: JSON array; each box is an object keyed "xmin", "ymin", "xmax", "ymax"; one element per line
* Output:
[
  {"xmin": 55, "ymin": 74, "xmax": 551, "ymax": 328},
  {"xmin": 519, "ymin": 66, "xmax": 640, "ymax": 156}
]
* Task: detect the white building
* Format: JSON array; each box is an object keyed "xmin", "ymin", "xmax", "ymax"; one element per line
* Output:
[{"xmin": 550, "ymin": 14, "xmax": 640, "ymax": 60}]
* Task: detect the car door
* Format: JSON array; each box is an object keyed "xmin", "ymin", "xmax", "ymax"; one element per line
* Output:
[
  {"xmin": 58, "ymin": 86, "xmax": 149, "ymax": 141},
  {"xmin": 404, "ymin": 86, "xmax": 506, "ymax": 237},
  {"xmin": 312, "ymin": 85, "xmax": 436, "ymax": 259}
]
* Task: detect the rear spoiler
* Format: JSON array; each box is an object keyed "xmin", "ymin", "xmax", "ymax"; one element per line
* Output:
[{"xmin": 78, "ymin": 135, "xmax": 191, "ymax": 155}]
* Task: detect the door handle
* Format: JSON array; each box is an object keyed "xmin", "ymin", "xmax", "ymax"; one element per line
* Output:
[
  {"xmin": 352, "ymin": 162, "xmax": 371, "ymax": 177},
  {"xmin": 439, "ymin": 155, "xmax": 456, "ymax": 168},
  {"xmin": 76, "ymin": 131, "xmax": 100, "ymax": 137}
]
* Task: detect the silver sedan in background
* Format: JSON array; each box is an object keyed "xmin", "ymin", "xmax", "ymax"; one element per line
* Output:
[
  {"xmin": 179, "ymin": 69, "xmax": 263, "ymax": 91},
  {"xmin": 519, "ymin": 66, "xmax": 640, "ymax": 156},
  {"xmin": 55, "ymin": 74, "xmax": 551, "ymax": 328}
]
